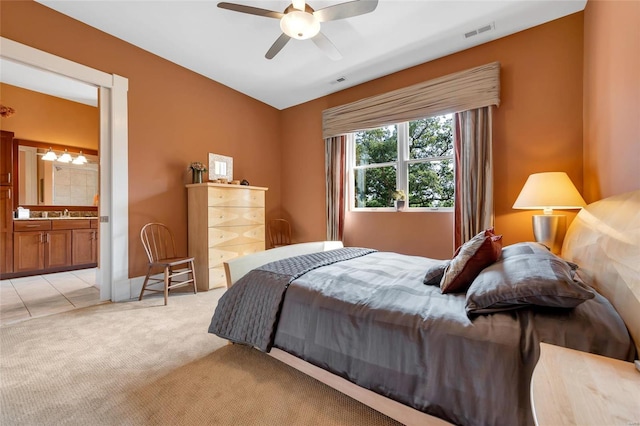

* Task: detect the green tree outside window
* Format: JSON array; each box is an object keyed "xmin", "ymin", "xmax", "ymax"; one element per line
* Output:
[{"xmin": 352, "ymin": 115, "xmax": 454, "ymax": 209}]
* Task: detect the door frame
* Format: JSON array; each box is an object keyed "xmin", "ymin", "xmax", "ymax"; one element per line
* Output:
[{"xmin": 1, "ymin": 36, "xmax": 129, "ymax": 301}]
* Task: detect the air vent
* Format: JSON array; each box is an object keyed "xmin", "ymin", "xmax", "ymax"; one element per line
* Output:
[
  {"xmin": 330, "ymin": 76, "xmax": 347, "ymax": 85},
  {"xmin": 464, "ymin": 22, "xmax": 495, "ymax": 39}
]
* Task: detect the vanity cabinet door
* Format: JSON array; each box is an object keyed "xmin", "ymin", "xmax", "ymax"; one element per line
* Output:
[
  {"xmin": 0, "ymin": 187, "xmax": 13, "ymax": 275},
  {"xmin": 13, "ymin": 231, "xmax": 45, "ymax": 273},
  {"xmin": 0, "ymin": 130, "xmax": 13, "ymax": 186},
  {"xmin": 72, "ymin": 229, "xmax": 97, "ymax": 265},
  {"xmin": 45, "ymin": 230, "xmax": 72, "ymax": 269}
]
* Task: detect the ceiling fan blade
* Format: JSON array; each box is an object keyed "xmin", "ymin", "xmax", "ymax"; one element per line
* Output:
[
  {"xmin": 265, "ymin": 33, "xmax": 291, "ymax": 59},
  {"xmin": 311, "ymin": 32, "xmax": 342, "ymax": 60},
  {"xmin": 313, "ymin": 0, "xmax": 378, "ymax": 22},
  {"xmin": 217, "ymin": 2, "xmax": 284, "ymax": 19}
]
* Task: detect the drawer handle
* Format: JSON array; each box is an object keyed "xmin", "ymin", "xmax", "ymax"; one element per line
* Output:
[{"xmin": 25, "ymin": 224, "xmax": 40, "ymax": 228}]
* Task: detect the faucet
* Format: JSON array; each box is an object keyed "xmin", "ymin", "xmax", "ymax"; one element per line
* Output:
[{"xmin": 63, "ymin": 209, "xmax": 69, "ymax": 217}]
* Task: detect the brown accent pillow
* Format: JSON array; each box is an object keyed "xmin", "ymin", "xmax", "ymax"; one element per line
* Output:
[{"xmin": 440, "ymin": 229, "xmax": 503, "ymax": 294}]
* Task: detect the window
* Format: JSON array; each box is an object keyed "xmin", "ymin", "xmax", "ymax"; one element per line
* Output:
[{"xmin": 349, "ymin": 114, "xmax": 454, "ymax": 211}]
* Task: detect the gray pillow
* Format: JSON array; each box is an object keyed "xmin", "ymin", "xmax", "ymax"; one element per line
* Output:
[
  {"xmin": 423, "ymin": 261, "xmax": 450, "ymax": 286},
  {"xmin": 500, "ymin": 242, "xmax": 579, "ymax": 269},
  {"xmin": 465, "ymin": 252, "xmax": 595, "ymax": 315},
  {"xmin": 500, "ymin": 241, "xmax": 553, "ymax": 259}
]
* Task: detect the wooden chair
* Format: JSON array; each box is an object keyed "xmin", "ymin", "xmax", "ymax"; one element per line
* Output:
[
  {"xmin": 268, "ymin": 219, "xmax": 292, "ymax": 248},
  {"xmin": 139, "ymin": 223, "xmax": 197, "ymax": 305}
]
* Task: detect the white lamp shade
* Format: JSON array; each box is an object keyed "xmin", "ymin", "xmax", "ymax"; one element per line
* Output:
[
  {"xmin": 513, "ymin": 172, "xmax": 586, "ymax": 210},
  {"xmin": 42, "ymin": 148, "xmax": 57, "ymax": 161},
  {"xmin": 280, "ymin": 10, "xmax": 320, "ymax": 40},
  {"xmin": 57, "ymin": 150, "xmax": 72, "ymax": 163},
  {"xmin": 72, "ymin": 152, "xmax": 88, "ymax": 164}
]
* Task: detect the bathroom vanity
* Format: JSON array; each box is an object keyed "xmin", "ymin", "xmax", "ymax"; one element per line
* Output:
[{"xmin": 12, "ymin": 217, "xmax": 98, "ymax": 277}]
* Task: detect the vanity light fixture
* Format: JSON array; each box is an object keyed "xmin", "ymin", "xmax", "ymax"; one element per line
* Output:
[
  {"xmin": 57, "ymin": 149, "xmax": 73, "ymax": 163},
  {"xmin": 72, "ymin": 151, "xmax": 88, "ymax": 164},
  {"xmin": 42, "ymin": 147, "xmax": 58, "ymax": 161}
]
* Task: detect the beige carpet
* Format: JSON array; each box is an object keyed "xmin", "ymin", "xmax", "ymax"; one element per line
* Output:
[{"xmin": 0, "ymin": 289, "xmax": 399, "ymax": 425}]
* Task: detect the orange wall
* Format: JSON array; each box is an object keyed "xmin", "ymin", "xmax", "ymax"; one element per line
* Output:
[
  {"xmin": 583, "ymin": 0, "xmax": 640, "ymax": 202},
  {"xmin": 281, "ymin": 13, "xmax": 585, "ymax": 259},
  {"xmin": 0, "ymin": 1, "xmax": 283, "ymax": 278},
  {"xmin": 0, "ymin": 83, "xmax": 98, "ymax": 149}
]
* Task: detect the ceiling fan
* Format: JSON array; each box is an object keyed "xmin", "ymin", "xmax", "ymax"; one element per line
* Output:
[{"xmin": 217, "ymin": 0, "xmax": 379, "ymax": 60}]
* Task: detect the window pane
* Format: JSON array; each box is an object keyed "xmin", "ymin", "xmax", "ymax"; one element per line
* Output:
[
  {"xmin": 354, "ymin": 166, "xmax": 396, "ymax": 208},
  {"xmin": 408, "ymin": 160, "xmax": 454, "ymax": 207},
  {"xmin": 409, "ymin": 115, "xmax": 453, "ymax": 159},
  {"xmin": 355, "ymin": 125, "xmax": 397, "ymax": 166}
]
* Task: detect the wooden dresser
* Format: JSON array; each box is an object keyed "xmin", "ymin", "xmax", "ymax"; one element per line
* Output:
[{"xmin": 186, "ymin": 183, "xmax": 268, "ymax": 290}]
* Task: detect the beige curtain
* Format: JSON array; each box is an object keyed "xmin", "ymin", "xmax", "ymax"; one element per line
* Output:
[
  {"xmin": 325, "ymin": 135, "xmax": 346, "ymax": 241},
  {"xmin": 322, "ymin": 62, "xmax": 500, "ymax": 139},
  {"xmin": 454, "ymin": 107, "xmax": 494, "ymax": 248}
]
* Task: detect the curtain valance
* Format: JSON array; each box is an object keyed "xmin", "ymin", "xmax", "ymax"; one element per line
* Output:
[{"xmin": 322, "ymin": 61, "xmax": 500, "ymax": 139}]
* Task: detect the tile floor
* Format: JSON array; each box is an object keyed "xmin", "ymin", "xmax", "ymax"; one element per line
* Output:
[{"xmin": 0, "ymin": 268, "xmax": 103, "ymax": 326}]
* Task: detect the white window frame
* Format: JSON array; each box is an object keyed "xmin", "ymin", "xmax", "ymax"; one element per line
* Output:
[{"xmin": 348, "ymin": 118, "xmax": 454, "ymax": 212}]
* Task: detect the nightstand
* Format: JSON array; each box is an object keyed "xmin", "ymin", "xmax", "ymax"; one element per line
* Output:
[{"xmin": 531, "ymin": 342, "xmax": 640, "ymax": 425}]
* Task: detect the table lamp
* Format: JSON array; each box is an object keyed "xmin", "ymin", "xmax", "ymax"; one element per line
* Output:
[{"xmin": 513, "ymin": 172, "xmax": 586, "ymax": 254}]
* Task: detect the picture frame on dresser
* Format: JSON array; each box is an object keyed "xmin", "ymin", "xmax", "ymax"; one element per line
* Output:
[{"xmin": 208, "ymin": 153, "xmax": 233, "ymax": 182}]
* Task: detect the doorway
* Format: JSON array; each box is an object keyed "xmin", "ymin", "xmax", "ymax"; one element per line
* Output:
[{"xmin": 1, "ymin": 36, "xmax": 129, "ymax": 302}]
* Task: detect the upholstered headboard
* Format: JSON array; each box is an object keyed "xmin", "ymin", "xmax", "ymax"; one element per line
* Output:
[{"xmin": 562, "ymin": 189, "xmax": 640, "ymax": 358}]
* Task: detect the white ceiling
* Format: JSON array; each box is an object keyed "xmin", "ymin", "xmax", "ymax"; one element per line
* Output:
[{"xmin": 4, "ymin": 1, "xmax": 586, "ymax": 110}]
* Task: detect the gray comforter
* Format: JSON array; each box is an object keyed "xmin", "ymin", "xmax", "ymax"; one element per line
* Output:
[
  {"xmin": 209, "ymin": 250, "xmax": 634, "ymax": 426},
  {"xmin": 209, "ymin": 248, "xmax": 376, "ymax": 351}
]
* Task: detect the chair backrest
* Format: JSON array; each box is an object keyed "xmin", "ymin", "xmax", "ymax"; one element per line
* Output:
[
  {"xmin": 268, "ymin": 219, "xmax": 292, "ymax": 247},
  {"xmin": 140, "ymin": 223, "xmax": 178, "ymax": 263}
]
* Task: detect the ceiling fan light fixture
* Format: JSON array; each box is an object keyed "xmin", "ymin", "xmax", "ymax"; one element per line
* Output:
[{"xmin": 280, "ymin": 10, "xmax": 320, "ymax": 40}]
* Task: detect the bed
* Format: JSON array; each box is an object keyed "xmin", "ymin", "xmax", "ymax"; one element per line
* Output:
[{"xmin": 209, "ymin": 190, "xmax": 639, "ymax": 426}]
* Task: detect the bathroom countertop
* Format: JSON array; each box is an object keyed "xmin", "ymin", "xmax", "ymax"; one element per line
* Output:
[{"xmin": 14, "ymin": 217, "xmax": 98, "ymax": 221}]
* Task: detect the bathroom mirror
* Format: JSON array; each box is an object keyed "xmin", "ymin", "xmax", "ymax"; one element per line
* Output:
[{"xmin": 16, "ymin": 139, "xmax": 98, "ymax": 207}]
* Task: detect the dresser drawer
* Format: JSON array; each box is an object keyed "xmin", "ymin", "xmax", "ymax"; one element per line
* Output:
[
  {"xmin": 52, "ymin": 219, "xmax": 92, "ymax": 230},
  {"xmin": 207, "ymin": 187, "xmax": 265, "ymax": 208},
  {"xmin": 14, "ymin": 220, "xmax": 51, "ymax": 231},
  {"xmin": 208, "ymin": 267, "xmax": 227, "ymax": 289},
  {"xmin": 208, "ymin": 242, "xmax": 266, "ymax": 267},
  {"xmin": 208, "ymin": 207, "xmax": 264, "ymax": 227},
  {"xmin": 208, "ymin": 225, "xmax": 265, "ymax": 248}
]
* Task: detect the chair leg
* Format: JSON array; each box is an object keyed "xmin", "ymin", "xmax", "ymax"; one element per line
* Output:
[
  {"xmin": 164, "ymin": 266, "xmax": 170, "ymax": 306},
  {"xmin": 191, "ymin": 260, "xmax": 198, "ymax": 294},
  {"xmin": 139, "ymin": 265, "xmax": 153, "ymax": 301}
]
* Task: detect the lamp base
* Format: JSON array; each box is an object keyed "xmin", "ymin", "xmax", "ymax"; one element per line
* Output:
[{"xmin": 532, "ymin": 215, "xmax": 566, "ymax": 254}]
